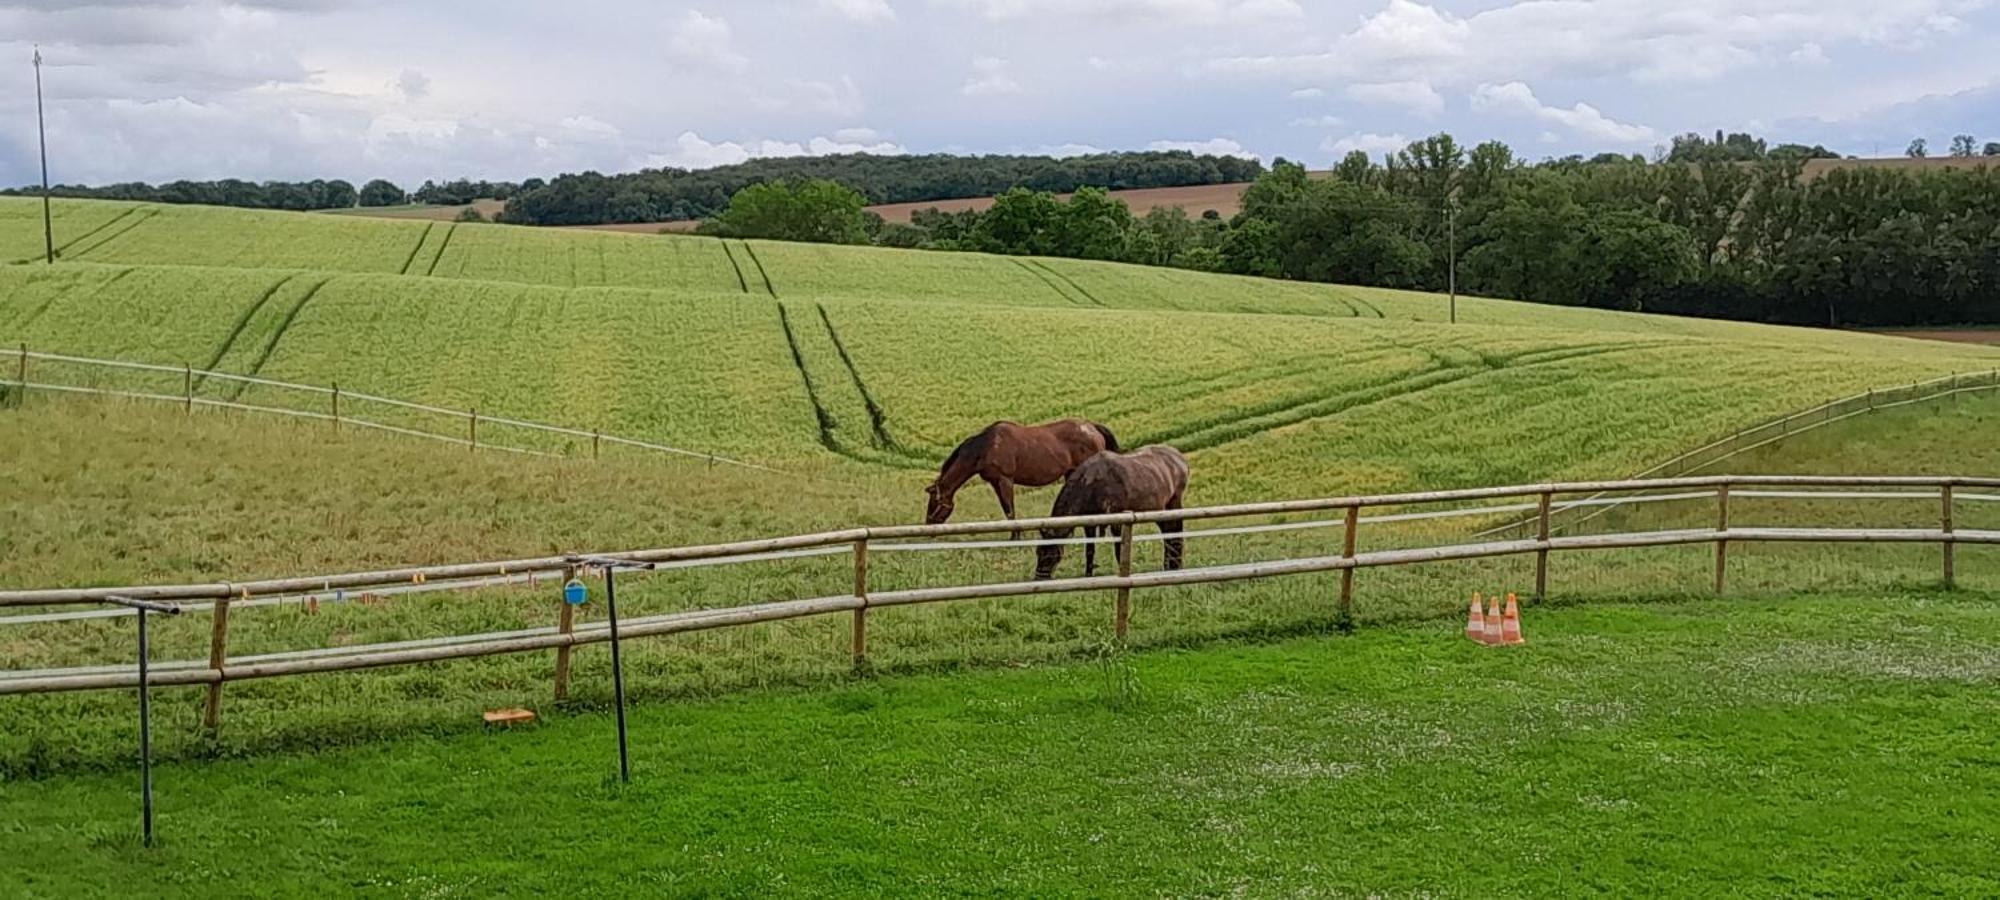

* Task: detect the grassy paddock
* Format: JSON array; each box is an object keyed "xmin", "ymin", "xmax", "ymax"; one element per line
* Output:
[
  {"xmin": 4, "ymin": 395, "xmax": 1997, "ymax": 778},
  {"xmin": 2, "ymin": 592, "xmax": 1995, "ymax": 896}
]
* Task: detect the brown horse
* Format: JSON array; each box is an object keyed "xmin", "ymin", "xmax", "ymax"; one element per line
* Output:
[
  {"xmin": 1034, "ymin": 446, "xmax": 1189, "ymax": 580},
  {"xmin": 925, "ymin": 419, "xmax": 1119, "ymax": 535}
]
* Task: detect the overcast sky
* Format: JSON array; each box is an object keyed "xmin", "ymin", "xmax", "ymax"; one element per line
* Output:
[{"xmin": 2, "ymin": 0, "xmax": 1996, "ymax": 187}]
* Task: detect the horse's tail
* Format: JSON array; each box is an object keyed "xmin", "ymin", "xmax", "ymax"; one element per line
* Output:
[{"xmin": 1090, "ymin": 421, "xmax": 1120, "ymax": 453}]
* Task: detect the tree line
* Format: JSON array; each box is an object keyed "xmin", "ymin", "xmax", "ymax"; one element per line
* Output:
[
  {"xmin": 2, "ymin": 177, "xmax": 530, "ymax": 211},
  {"xmin": 498, "ymin": 151, "xmax": 1263, "ymax": 225},
  {"xmin": 703, "ymin": 131, "xmax": 2000, "ymax": 327}
]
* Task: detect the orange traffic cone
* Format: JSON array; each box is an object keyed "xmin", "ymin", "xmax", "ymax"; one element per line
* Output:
[
  {"xmin": 1466, "ymin": 593, "xmax": 1485, "ymax": 642},
  {"xmin": 1482, "ymin": 595, "xmax": 1504, "ymax": 645},
  {"xmin": 1501, "ymin": 593, "xmax": 1525, "ymax": 645}
]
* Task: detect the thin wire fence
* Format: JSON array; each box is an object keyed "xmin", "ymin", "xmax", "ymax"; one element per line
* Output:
[
  {"xmin": 1, "ymin": 344, "xmax": 782, "ymax": 473},
  {"xmin": 1484, "ymin": 368, "xmax": 2000, "ymax": 538}
]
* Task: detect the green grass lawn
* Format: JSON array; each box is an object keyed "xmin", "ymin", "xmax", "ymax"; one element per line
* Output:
[{"xmin": 4, "ymin": 592, "xmax": 1994, "ymax": 896}]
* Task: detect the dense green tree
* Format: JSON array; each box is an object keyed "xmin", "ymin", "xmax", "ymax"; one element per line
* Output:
[
  {"xmin": 1907, "ymin": 138, "xmax": 1929, "ymax": 158},
  {"xmin": 970, "ymin": 188, "xmax": 1062, "ymax": 255},
  {"xmin": 703, "ymin": 179, "xmax": 870, "ymax": 244},
  {"xmin": 1950, "ymin": 135, "xmax": 1978, "ymax": 157}
]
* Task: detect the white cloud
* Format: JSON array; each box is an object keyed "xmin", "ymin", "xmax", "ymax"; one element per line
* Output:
[
  {"xmin": 639, "ymin": 130, "xmax": 906, "ymax": 170},
  {"xmin": 668, "ymin": 9, "xmax": 747, "ymax": 71},
  {"xmin": 943, "ymin": 0, "xmax": 1301, "ymax": 25},
  {"xmin": 1470, "ymin": 81, "xmax": 1656, "ymax": 143},
  {"xmin": 1147, "ymin": 137, "xmax": 1258, "ymax": 159},
  {"xmin": 1343, "ymin": 80, "xmax": 1444, "ymax": 116},
  {"xmin": 961, "ymin": 57, "xmax": 1021, "ymax": 96},
  {"xmin": 1031, "ymin": 143, "xmax": 1108, "ymax": 157},
  {"xmin": 1288, "ymin": 87, "xmax": 1326, "ymax": 100},
  {"xmin": 1321, "ymin": 132, "xmax": 1407, "ymax": 156},
  {"xmin": 394, "ymin": 69, "xmax": 430, "ymax": 101},
  {"xmin": 816, "ymin": 0, "xmax": 897, "ymax": 22},
  {"xmin": 1207, "ymin": 0, "xmax": 1983, "ymax": 86},
  {"xmin": 1288, "ymin": 115, "xmax": 1344, "ymax": 127},
  {"xmin": 1789, "ymin": 42, "xmax": 1830, "ymax": 66}
]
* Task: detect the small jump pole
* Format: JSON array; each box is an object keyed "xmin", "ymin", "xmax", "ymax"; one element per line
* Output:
[
  {"xmin": 569, "ymin": 556, "xmax": 656, "ymax": 783},
  {"xmin": 101, "ymin": 595, "xmax": 182, "ymax": 847}
]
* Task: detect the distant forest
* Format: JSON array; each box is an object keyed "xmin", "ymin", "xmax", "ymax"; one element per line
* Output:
[
  {"xmin": 2, "ymin": 151, "xmax": 1262, "ymax": 223},
  {"xmin": 698, "ymin": 130, "xmax": 2000, "ymax": 328},
  {"xmin": 496, "ymin": 151, "xmax": 1265, "ymax": 225}
]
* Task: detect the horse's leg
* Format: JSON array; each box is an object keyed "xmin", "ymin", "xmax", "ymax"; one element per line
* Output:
[
  {"xmin": 1162, "ymin": 493, "xmax": 1186, "ymax": 570},
  {"xmin": 991, "ymin": 477, "xmax": 1019, "ymax": 540},
  {"xmin": 1083, "ymin": 525, "xmax": 1098, "ymax": 576}
]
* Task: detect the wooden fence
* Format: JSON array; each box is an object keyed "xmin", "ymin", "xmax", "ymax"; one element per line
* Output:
[
  {"xmin": 2, "ymin": 344, "xmax": 778, "ymax": 472},
  {"xmin": 3, "ymin": 475, "xmax": 1995, "ymax": 729},
  {"xmin": 1489, "ymin": 368, "xmax": 2000, "ymax": 538}
]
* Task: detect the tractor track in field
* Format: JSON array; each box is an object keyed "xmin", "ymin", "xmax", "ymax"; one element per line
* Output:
[
  {"xmin": 718, "ymin": 240, "xmax": 749, "ymax": 293},
  {"xmin": 1026, "ymin": 260, "xmax": 1107, "ymax": 307},
  {"xmin": 396, "ymin": 224, "xmax": 435, "ymax": 275},
  {"xmin": 423, "ymin": 225, "xmax": 458, "ymax": 277},
  {"xmin": 740, "ymin": 242, "xmax": 777, "ymax": 297},
  {"xmin": 61, "ymin": 208, "xmax": 158, "ymax": 260},
  {"xmin": 228, "ymin": 277, "xmax": 334, "ymax": 399},
  {"xmin": 777, "ymin": 303, "xmax": 845, "ymax": 455},
  {"xmin": 1088, "ymin": 346, "xmax": 1418, "ymax": 421},
  {"xmin": 815, "ymin": 304, "xmax": 930, "ymax": 460},
  {"xmin": 10, "ymin": 266, "xmax": 140, "ymax": 331},
  {"xmin": 197, "ymin": 274, "xmax": 299, "ymax": 382},
  {"xmin": 1010, "ymin": 258, "xmax": 1086, "ymax": 306},
  {"xmin": 1341, "ymin": 293, "xmax": 1385, "ymax": 318},
  {"xmin": 10, "ymin": 207, "xmax": 144, "ymax": 264},
  {"xmin": 1141, "ymin": 342, "xmax": 1667, "ymax": 452}
]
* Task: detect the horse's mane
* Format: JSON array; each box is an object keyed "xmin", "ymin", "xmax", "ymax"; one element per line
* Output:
[{"xmin": 939, "ymin": 424, "xmax": 995, "ymax": 475}]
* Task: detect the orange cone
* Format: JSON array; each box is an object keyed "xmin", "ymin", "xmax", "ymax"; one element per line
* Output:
[
  {"xmin": 1501, "ymin": 593, "xmax": 1525, "ymax": 645},
  {"xmin": 1482, "ymin": 595, "xmax": 1504, "ymax": 646},
  {"xmin": 1466, "ymin": 593, "xmax": 1485, "ymax": 642}
]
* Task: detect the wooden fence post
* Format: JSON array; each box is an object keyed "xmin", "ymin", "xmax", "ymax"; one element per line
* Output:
[
  {"xmin": 1114, "ymin": 524, "xmax": 1134, "ymax": 642},
  {"xmin": 331, "ymin": 381, "xmax": 341, "ymax": 432},
  {"xmin": 469, "ymin": 408, "xmax": 478, "ymax": 452},
  {"xmin": 592, "ymin": 428, "xmax": 601, "ymax": 461},
  {"xmin": 553, "ymin": 564, "xmax": 577, "ymax": 701},
  {"xmin": 1942, "ymin": 484, "xmax": 1955, "ymax": 590},
  {"xmin": 1338, "ymin": 505, "xmax": 1359, "ymax": 631},
  {"xmin": 202, "ymin": 596, "xmax": 232, "ymax": 729},
  {"xmin": 1714, "ymin": 484, "xmax": 1731, "ymax": 595},
  {"xmin": 1534, "ymin": 491, "xmax": 1552, "ymax": 603},
  {"xmin": 851, "ymin": 538, "xmax": 869, "ymax": 669},
  {"xmin": 183, "ymin": 364, "xmax": 193, "ymax": 415}
]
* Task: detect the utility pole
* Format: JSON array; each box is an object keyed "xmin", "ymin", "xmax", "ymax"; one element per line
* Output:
[
  {"xmin": 1445, "ymin": 202, "xmax": 1457, "ymax": 324},
  {"xmin": 34, "ymin": 46, "xmax": 53, "ymax": 264}
]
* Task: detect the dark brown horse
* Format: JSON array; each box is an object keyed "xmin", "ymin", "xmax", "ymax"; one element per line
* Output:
[
  {"xmin": 1034, "ymin": 446, "xmax": 1189, "ymax": 580},
  {"xmin": 925, "ymin": 419, "xmax": 1119, "ymax": 535}
]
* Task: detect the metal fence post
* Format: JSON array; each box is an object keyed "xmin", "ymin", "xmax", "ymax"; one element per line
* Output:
[
  {"xmin": 1534, "ymin": 490, "xmax": 1552, "ymax": 603},
  {"xmin": 469, "ymin": 408, "xmax": 478, "ymax": 452},
  {"xmin": 1942, "ymin": 484, "xmax": 1956, "ymax": 590},
  {"xmin": 851, "ymin": 538, "xmax": 869, "ymax": 668},
  {"xmin": 183, "ymin": 364, "xmax": 193, "ymax": 415},
  {"xmin": 1714, "ymin": 484, "xmax": 1731, "ymax": 595},
  {"xmin": 14, "ymin": 343, "xmax": 26, "ymax": 406},
  {"xmin": 1338, "ymin": 505, "xmax": 1359, "ymax": 631},
  {"xmin": 331, "ymin": 381, "xmax": 341, "ymax": 432}
]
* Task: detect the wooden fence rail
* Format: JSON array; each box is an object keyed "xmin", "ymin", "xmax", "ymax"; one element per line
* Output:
[{"xmin": 2, "ymin": 475, "xmax": 1994, "ymax": 715}]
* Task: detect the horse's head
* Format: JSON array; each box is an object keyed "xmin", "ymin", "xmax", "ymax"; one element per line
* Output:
[{"xmin": 923, "ymin": 481, "xmax": 955, "ymax": 525}]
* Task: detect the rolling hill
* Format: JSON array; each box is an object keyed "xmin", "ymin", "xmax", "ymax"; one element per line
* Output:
[{"xmin": 7, "ymin": 195, "xmax": 1999, "ymax": 506}]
